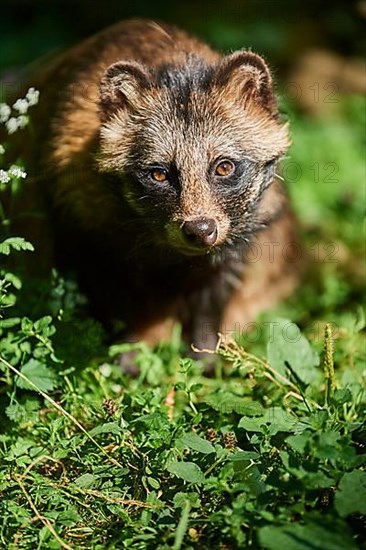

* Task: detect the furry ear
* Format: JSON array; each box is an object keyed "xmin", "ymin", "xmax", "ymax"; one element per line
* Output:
[
  {"xmin": 214, "ymin": 51, "xmax": 277, "ymax": 112},
  {"xmin": 99, "ymin": 61, "xmax": 152, "ymax": 120}
]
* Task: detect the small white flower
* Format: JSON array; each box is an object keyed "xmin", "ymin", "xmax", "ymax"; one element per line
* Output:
[
  {"xmin": 0, "ymin": 103, "xmax": 11, "ymax": 123},
  {"xmin": 9, "ymin": 165, "xmax": 27, "ymax": 179},
  {"xmin": 16, "ymin": 115, "xmax": 28, "ymax": 128},
  {"xmin": 99, "ymin": 363, "xmax": 112, "ymax": 377},
  {"xmin": 0, "ymin": 169, "xmax": 11, "ymax": 184},
  {"xmin": 0, "ymin": 145, "xmax": 5, "ymax": 155},
  {"xmin": 26, "ymin": 87, "xmax": 40, "ymax": 107},
  {"xmin": 5, "ymin": 117, "xmax": 18, "ymax": 134},
  {"xmin": 13, "ymin": 98, "xmax": 29, "ymax": 114}
]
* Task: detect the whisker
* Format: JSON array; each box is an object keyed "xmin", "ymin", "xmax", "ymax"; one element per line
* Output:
[{"xmin": 275, "ymin": 172, "xmax": 284, "ymax": 181}]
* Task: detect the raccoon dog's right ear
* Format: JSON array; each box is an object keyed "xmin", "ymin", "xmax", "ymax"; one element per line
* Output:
[
  {"xmin": 214, "ymin": 51, "xmax": 277, "ymax": 113},
  {"xmin": 99, "ymin": 61, "xmax": 152, "ymax": 120}
]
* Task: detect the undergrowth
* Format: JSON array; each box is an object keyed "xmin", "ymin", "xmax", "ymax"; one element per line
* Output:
[{"xmin": 0, "ymin": 91, "xmax": 365, "ymax": 549}]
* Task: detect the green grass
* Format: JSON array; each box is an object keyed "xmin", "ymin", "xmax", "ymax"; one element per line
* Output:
[{"xmin": 0, "ymin": 96, "xmax": 365, "ymax": 549}]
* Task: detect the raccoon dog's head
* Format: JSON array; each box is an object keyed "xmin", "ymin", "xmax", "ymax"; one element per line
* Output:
[{"xmin": 97, "ymin": 50, "xmax": 290, "ymax": 257}]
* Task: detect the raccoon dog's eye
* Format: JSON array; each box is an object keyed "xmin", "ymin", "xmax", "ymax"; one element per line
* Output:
[
  {"xmin": 150, "ymin": 167, "xmax": 169, "ymax": 183},
  {"xmin": 215, "ymin": 160, "xmax": 235, "ymax": 177}
]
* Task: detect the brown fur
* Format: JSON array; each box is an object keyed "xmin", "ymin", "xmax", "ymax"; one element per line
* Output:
[{"xmin": 6, "ymin": 19, "xmax": 301, "ymax": 360}]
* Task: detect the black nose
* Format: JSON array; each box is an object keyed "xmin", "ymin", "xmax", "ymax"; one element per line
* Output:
[{"xmin": 182, "ymin": 218, "xmax": 218, "ymax": 247}]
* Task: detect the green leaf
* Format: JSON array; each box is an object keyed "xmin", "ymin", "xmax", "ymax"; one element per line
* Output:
[
  {"xmin": 20, "ymin": 317, "xmax": 34, "ymax": 332},
  {"xmin": 5, "ymin": 398, "xmax": 40, "ymax": 423},
  {"xmin": 179, "ymin": 358, "xmax": 194, "ymax": 372},
  {"xmin": 189, "ymin": 383, "xmax": 203, "ymax": 392},
  {"xmin": 238, "ymin": 407, "xmax": 299, "ymax": 434},
  {"xmin": 16, "ymin": 359, "xmax": 58, "ymax": 392},
  {"xmin": 314, "ymin": 431, "xmax": 342, "ymax": 460},
  {"xmin": 333, "ymin": 388, "xmax": 352, "ymax": 405},
  {"xmin": 258, "ymin": 521, "xmax": 358, "ymax": 550},
  {"xmin": 89, "ymin": 422, "xmax": 123, "ymax": 437},
  {"xmin": 267, "ymin": 318, "xmax": 320, "ymax": 385},
  {"xmin": 4, "ymin": 438, "xmax": 35, "ymax": 460},
  {"xmin": 205, "ymin": 391, "xmax": 263, "ymax": 416},
  {"xmin": 0, "ymin": 237, "xmax": 34, "ymax": 255},
  {"xmin": 167, "ymin": 461, "xmax": 205, "ymax": 484},
  {"xmin": 179, "ymin": 433, "xmax": 215, "ymax": 454},
  {"xmin": 230, "ymin": 450, "xmax": 259, "ymax": 461},
  {"xmin": 1, "ymin": 272, "xmax": 22, "ymax": 289},
  {"xmin": 173, "ymin": 498, "xmax": 190, "ymax": 550},
  {"xmin": 33, "ymin": 316, "xmax": 53, "ymax": 332},
  {"xmin": 147, "ymin": 477, "xmax": 160, "ymax": 489},
  {"xmin": 74, "ymin": 473, "xmax": 96, "ymax": 488},
  {"xmin": 286, "ymin": 432, "xmax": 311, "ymax": 454},
  {"xmin": 173, "ymin": 492, "xmax": 201, "ymax": 509},
  {"xmin": 0, "ymin": 317, "xmax": 20, "ymax": 329},
  {"xmin": 334, "ymin": 471, "xmax": 366, "ymax": 517}
]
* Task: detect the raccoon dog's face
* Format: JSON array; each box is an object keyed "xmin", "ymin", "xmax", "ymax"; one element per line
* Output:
[{"xmin": 97, "ymin": 51, "xmax": 290, "ymax": 257}]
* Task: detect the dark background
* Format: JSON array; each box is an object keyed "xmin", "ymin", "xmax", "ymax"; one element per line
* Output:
[{"xmin": 1, "ymin": 0, "xmax": 364, "ymax": 76}]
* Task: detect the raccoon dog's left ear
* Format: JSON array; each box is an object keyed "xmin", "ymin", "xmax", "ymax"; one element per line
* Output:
[
  {"xmin": 99, "ymin": 61, "xmax": 152, "ymax": 121},
  {"xmin": 214, "ymin": 51, "xmax": 277, "ymax": 113}
]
